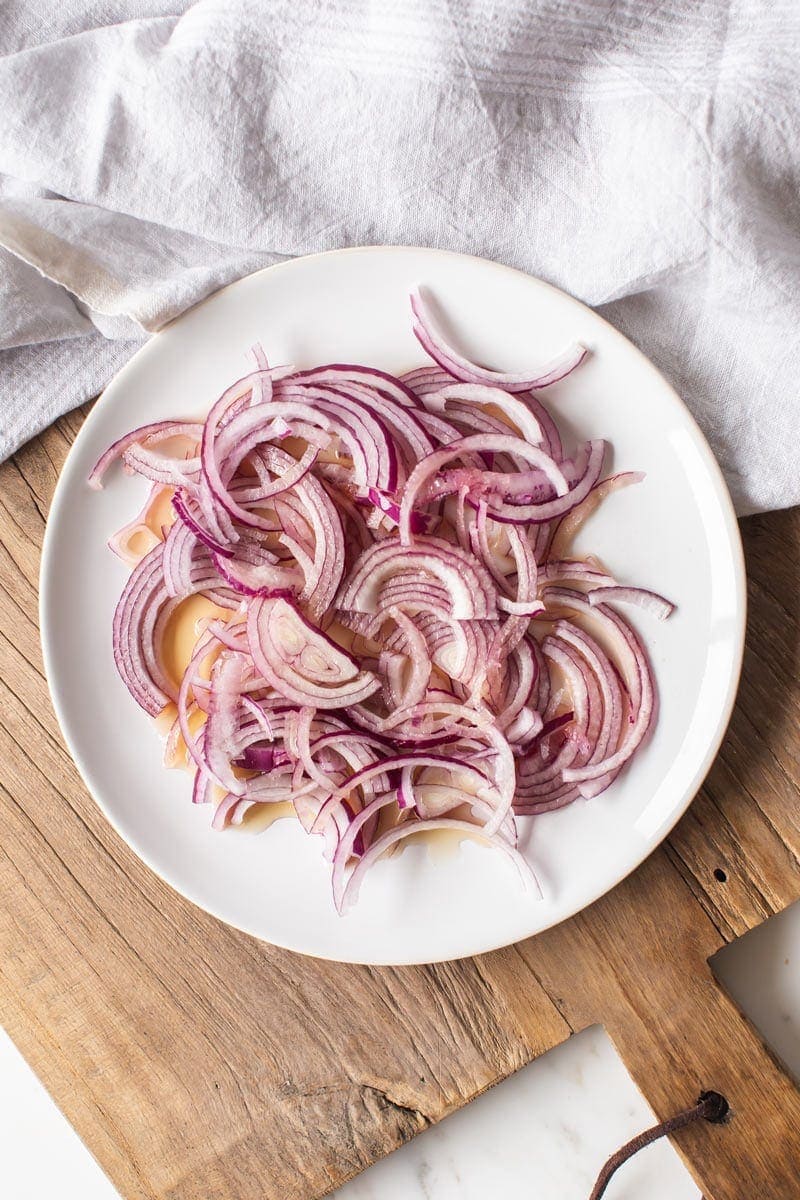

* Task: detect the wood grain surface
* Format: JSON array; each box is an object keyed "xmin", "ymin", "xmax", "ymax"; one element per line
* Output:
[{"xmin": 1, "ymin": 406, "xmax": 799, "ymax": 1200}]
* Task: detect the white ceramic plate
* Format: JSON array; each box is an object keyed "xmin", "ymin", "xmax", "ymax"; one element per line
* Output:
[{"xmin": 40, "ymin": 247, "xmax": 746, "ymax": 965}]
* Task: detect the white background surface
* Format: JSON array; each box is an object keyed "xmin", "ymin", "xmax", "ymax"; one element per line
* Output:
[{"xmin": 2, "ymin": 900, "xmax": 797, "ymax": 1200}]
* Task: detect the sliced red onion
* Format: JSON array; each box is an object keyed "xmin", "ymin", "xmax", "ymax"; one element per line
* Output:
[
  {"xmin": 89, "ymin": 421, "xmax": 203, "ymax": 490},
  {"xmin": 545, "ymin": 588, "xmax": 656, "ymax": 783},
  {"xmin": 336, "ymin": 535, "xmax": 500, "ymax": 620},
  {"xmin": 541, "ymin": 559, "xmax": 617, "ymax": 587},
  {"xmin": 552, "ymin": 621, "xmax": 623, "ymax": 799},
  {"xmin": 587, "ymin": 586, "xmax": 675, "ymax": 620},
  {"xmin": 400, "ymin": 366, "xmax": 454, "ymax": 395},
  {"xmin": 375, "ymin": 607, "xmax": 431, "ymax": 710},
  {"xmin": 483, "ymin": 440, "xmax": 606, "ymax": 525},
  {"xmin": 410, "ymin": 287, "xmax": 587, "ymax": 392},
  {"xmin": 399, "ymin": 433, "xmax": 569, "ymax": 544},
  {"xmin": 339, "ymin": 815, "xmax": 536, "ymax": 914},
  {"xmin": 424, "ymin": 383, "xmax": 545, "ymax": 446},
  {"xmin": 112, "ymin": 543, "xmax": 175, "ymax": 716},
  {"xmin": 98, "ymin": 286, "xmax": 671, "ymax": 915},
  {"xmin": 289, "ymin": 364, "xmax": 422, "ymax": 409},
  {"xmin": 203, "ymin": 401, "xmax": 329, "ymax": 533},
  {"xmin": 204, "ymin": 653, "xmax": 250, "ymax": 796},
  {"xmin": 212, "ymin": 536, "xmax": 301, "ymax": 599},
  {"xmin": 248, "ymin": 596, "xmax": 380, "ymax": 708}
]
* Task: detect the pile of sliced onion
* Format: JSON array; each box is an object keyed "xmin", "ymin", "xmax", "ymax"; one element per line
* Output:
[{"xmin": 92, "ymin": 288, "xmax": 673, "ymax": 914}]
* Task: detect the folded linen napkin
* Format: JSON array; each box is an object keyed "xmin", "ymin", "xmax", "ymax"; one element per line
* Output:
[{"xmin": 1, "ymin": 0, "xmax": 799, "ymax": 514}]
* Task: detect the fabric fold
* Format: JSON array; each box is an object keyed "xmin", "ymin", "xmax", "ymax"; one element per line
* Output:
[{"xmin": 0, "ymin": 0, "xmax": 798, "ymax": 514}]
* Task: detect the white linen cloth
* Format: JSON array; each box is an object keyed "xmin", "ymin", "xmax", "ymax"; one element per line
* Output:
[{"xmin": 1, "ymin": 0, "xmax": 798, "ymax": 514}]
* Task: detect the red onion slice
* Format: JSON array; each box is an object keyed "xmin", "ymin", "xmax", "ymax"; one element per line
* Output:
[
  {"xmin": 96, "ymin": 285, "xmax": 672, "ymax": 915},
  {"xmin": 336, "ymin": 535, "xmax": 500, "ymax": 620},
  {"xmin": 410, "ymin": 287, "xmax": 587, "ymax": 392},
  {"xmin": 545, "ymin": 588, "xmax": 656, "ymax": 784},
  {"xmin": 424, "ymin": 383, "xmax": 545, "ymax": 446},
  {"xmin": 248, "ymin": 596, "xmax": 380, "ymax": 708},
  {"xmin": 399, "ymin": 433, "xmax": 569, "ymax": 544},
  {"xmin": 587, "ymin": 585, "xmax": 675, "ymax": 620},
  {"xmin": 338, "ymin": 815, "xmax": 536, "ymax": 914},
  {"xmin": 89, "ymin": 421, "xmax": 203, "ymax": 490}
]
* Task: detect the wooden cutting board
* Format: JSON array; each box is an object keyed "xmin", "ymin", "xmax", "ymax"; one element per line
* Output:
[{"xmin": 1, "ymin": 406, "xmax": 799, "ymax": 1200}]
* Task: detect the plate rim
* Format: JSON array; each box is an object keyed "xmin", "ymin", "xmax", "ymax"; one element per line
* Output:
[{"xmin": 39, "ymin": 245, "xmax": 747, "ymax": 964}]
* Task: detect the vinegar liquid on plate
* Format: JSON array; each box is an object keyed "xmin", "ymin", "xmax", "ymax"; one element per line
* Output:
[
  {"xmin": 234, "ymin": 800, "xmax": 296, "ymax": 833},
  {"xmin": 160, "ymin": 594, "xmax": 230, "ymax": 687}
]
